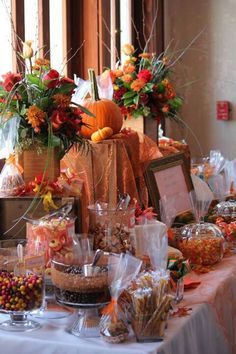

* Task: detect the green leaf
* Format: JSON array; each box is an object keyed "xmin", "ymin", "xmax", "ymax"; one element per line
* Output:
[
  {"xmin": 71, "ymin": 101, "xmax": 95, "ymax": 117},
  {"xmin": 20, "ymin": 104, "xmax": 27, "ymax": 116},
  {"xmin": 26, "ymin": 75, "xmax": 45, "ymax": 90},
  {"xmin": 123, "ymin": 91, "xmax": 136, "ymax": 99},
  {"xmin": 132, "ymin": 109, "xmax": 143, "ymax": 118},
  {"xmin": 35, "ymin": 97, "xmax": 51, "ymax": 110},
  {"xmin": 124, "ymin": 97, "xmax": 135, "ymax": 106},
  {"xmin": 50, "ymin": 134, "xmax": 61, "ymax": 147},
  {"xmin": 20, "ymin": 129, "xmax": 27, "ymax": 139},
  {"xmin": 133, "ymin": 94, "xmax": 140, "ymax": 105},
  {"xmin": 56, "ymin": 83, "xmax": 76, "ymax": 95},
  {"xmin": 142, "ymin": 83, "xmax": 154, "ymax": 93}
]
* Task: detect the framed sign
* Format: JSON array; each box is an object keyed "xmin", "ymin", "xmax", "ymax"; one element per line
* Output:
[{"xmin": 144, "ymin": 152, "xmax": 194, "ymax": 222}]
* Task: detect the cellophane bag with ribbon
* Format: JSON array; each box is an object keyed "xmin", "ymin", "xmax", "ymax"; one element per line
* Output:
[
  {"xmin": 0, "ymin": 154, "xmax": 25, "ymax": 196},
  {"xmin": 128, "ymin": 270, "xmax": 172, "ymax": 342},
  {"xmin": 100, "ymin": 253, "xmax": 142, "ymax": 343}
]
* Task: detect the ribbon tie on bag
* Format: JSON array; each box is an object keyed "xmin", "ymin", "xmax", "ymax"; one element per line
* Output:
[
  {"xmin": 6, "ymin": 154, "xmax": 24, "ymax": 174},
  {"xmin": 101, "ymin": 298, "xmax": 118, "ymax": 322}
]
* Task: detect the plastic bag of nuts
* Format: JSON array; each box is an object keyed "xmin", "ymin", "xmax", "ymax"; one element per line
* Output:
[{"xmin": 88, "ymin": 204, "xmax": 135, "ymax": 254}]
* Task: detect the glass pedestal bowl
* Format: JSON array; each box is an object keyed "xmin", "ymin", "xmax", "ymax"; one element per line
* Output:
[
  {"xmin": 51, "ymin": 259, "xmax": 110, "ymax": 337},
  {"xmin": 0, "ymin": 239, "xmax": 45, "ymax": 332}
]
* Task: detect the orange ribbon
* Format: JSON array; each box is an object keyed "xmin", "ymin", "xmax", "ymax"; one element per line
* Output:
[
  {"xmin": 6, "ymin": 154, "xmax": 24, "ymax": 174},
  {"xmin": 101, "ymin": 298, "xmax": 118, "ymax": 322}
]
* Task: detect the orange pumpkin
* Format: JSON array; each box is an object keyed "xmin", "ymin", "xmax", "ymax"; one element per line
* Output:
[
  {"xmin": 91, "ymin": 127, "xmax": 113, "ymax": 142},
  {"xmin": 80, "ymin": 69, "xmax": 123, "ymax": 139}
]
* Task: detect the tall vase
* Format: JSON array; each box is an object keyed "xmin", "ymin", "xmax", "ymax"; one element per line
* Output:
[{"xmin": 18, "ymin": 147, "xmax": 61, "ymax": 183}]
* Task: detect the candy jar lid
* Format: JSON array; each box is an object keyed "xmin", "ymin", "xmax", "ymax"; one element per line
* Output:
[
  {"xmin": 180, "ymin": 222, "xmax": 223, "ymax": 239},
  {"xmin": 214, "ymin": 200, "xmax": 236, "ymax": 218}
]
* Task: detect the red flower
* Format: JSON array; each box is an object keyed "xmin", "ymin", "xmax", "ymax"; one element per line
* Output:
[
  {"xmin": 43, "ymin": 69, "xmax": 60, "ymax": 89},
  {"xmin": 120, "ymin": 106, "xmax": 129, "ymax": 115},
  {"xmin": 113, "ymin": 87, "xmax": 127, "ymax": 101},
  {"xmin": 139, "ymin": 93, "xmax": 149, "ymax": 105},
  {"xmin": 59, "ymin": 76, "xmax": 74, "ymax": 85},
  {"xmin": 137, "ymin": 69, "xmax": 152, "ymax": 83},
  {"xmin": 72, "ymin": 107, "xmax": 83, "ymax": 116},
  {"xmin": 51, "ymin": 110, "xmax": 66, "ymax": 130},
  {"xmin": 2, "ymin": 72, "xmax": 22, "ymax": 92}
]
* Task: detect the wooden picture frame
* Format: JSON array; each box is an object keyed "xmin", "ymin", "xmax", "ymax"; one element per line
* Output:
[{"xmin": 144, "ymin": 152, "xmax": 194, "ymax": 222}]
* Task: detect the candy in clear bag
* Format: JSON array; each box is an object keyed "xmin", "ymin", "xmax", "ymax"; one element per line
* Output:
[
  {"xmin": 0, "ymin": 154, "xmax": 25, "ymax": 196},
  {"xmin": 99, "ymin": 253, "xmax": 142, "ymax": 343}
]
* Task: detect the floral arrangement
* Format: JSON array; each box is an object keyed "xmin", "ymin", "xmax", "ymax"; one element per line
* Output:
[
  {"xmin": 109, "ymin": 43, "xmax": 183, "ymax": 122},
  {"xmin": 0, "ymin": 41, "xmax": 92, "ymax": 158}
]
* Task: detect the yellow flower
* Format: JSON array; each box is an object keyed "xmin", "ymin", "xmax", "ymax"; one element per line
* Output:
[
  {"xmin": 53, "ymin": 94, "xmax": 71, "ymax": 109},
  {"xmin": 130, "ymin": 79, "xmax": 146, "ymax": 92},
  {"xmin": 121, "ymin": 74, "xmax": 133, "ymax": 83},
  {"xmin": 22, "ymin": 40, "xmax": 34, "ymax": 59},
  {"xmin": 162, "ymin": 79, "xmax": 170, "ymax": 86},
  {"xmin": 113, "ymin": 85, "xmax": 119, "ymax": 90},
  {"xmin": 26, "ymin": 105, "xmax": 46, "ymax": 129},
  {"xmin": 43, "ymin": 191, "xmax": 58, "ymax": 212},
  {"xmin": 122, "ymin": 43, "xmax": 135, "ymax": 56}
]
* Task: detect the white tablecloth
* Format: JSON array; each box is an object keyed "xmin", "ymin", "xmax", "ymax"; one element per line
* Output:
[{"xmin": 0, "ymin": 256, "xmax": 236, "ymax": 354}]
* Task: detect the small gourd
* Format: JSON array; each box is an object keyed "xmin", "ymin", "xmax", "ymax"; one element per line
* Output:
[
  {"xmin": 91, "ymin": 127, "xmax": 113, "ymax": 142},
  {"xmin": 80, "ymin": 69, "xmax": 123, "ymax": 139}
]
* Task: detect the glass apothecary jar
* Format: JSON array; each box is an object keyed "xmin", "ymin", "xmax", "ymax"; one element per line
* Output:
[
  {"xmin": 214, "ymin": 200, "xmax": 236, "ymax": 222},
  {"xmin": 88, "ymin": 204, "xmax": 135, "ymax": 254},
  {"xmin": 179, "ymin": 223, "xmax": 224, "ymax": 266}
]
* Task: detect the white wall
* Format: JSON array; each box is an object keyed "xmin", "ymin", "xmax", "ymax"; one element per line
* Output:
[{"xmin": 164, "ymin": 0, "xmax": 236, "ymax": 160}]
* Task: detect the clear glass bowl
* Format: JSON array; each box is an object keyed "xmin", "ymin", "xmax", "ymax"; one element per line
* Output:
[
  {"xmin": 179, "ymin": 223, "xmax": 224, "ymax": 266},
  {"xmin": 0, "ymin": 239, "xmax": 45, "ymax": 332},
  {"xmin": 51, "ymin": 256, "xmax": 110, "ymax": 337}
]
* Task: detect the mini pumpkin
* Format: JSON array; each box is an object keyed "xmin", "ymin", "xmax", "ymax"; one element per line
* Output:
[
  {"xmin": 91, "ymin": 127, "xmax": 113, "ymax": 142},
  {"xmin": 80, "ymin": 69, "xmax": 123, "ymax": 139}
]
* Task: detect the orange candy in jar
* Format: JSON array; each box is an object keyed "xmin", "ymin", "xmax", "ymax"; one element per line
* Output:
[
  {"xmin": 26, "ymin": 217, "xmax": 75, "ymax": 271},
  {"xmin": 179, "ymin": 223, "xmax": 225, "ymax": 266}
]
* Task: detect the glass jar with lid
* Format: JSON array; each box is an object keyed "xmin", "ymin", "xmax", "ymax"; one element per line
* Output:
[
  {"xmin": 179, "ymin": 223, "xmax": 224, "ymax": 266},
  {"xmin": 88, "ymin": 203, "xmax": 135, "ymax": 254},
  {"xmin": 214, "ymin": 200, "xmax": 236, "ymax": 222}
]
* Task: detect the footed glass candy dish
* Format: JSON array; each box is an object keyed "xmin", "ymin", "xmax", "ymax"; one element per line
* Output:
[{"xmin": 0, "ymin": 239, "xmax": 45, "ymax": 332}]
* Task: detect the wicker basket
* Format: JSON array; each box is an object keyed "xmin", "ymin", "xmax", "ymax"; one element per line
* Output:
[{"xmin": 18, "ymin": 148, "xmax": 61, "ymax": 183}]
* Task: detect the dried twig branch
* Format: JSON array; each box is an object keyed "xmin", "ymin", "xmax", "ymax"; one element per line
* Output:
[
  {"xmin": 131, "ymin": 17, "xmax": 143, "ymax": 51},
  {"xmin": 141, "ymin": 0, "xmax": 148, "ymax": 43},
  {"xmin": 60, "ymin": 41, "xmax": 85, "ymax": 75},
  {"xmin": 144, "ymin": 3, "xmax": 159, "ymax": 52}
]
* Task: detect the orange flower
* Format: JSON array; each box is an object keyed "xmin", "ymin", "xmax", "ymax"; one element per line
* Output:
[
  {"xmin": 114, "ymin": 69, "xmax": 123, "ymax": 77},
  {"xmin": 162, "ymin": 79, "xmax": 170, "ymax": 86},
  {"xmin": 26, "ymin": 105, "xmax": 46, "ymax": 130},
  {"xmin": 162, "ymin": 104, "xmax": 170, "ymax": 113},
  {"xmin": 121, "ymin": 74, "xmax": 133, "ymax": 83},
  {"xmin": 163, "ymin": 56, "xmax": 169, "ymax": 65},
  {"xmin": 122, "ymin": 43, "xmax": 135, "ymax": 56},
  {"xmin": 130, "ymin": 79, "xmax": 146, "ymax": 92},
  {"xmin": 123, "ymin": 64, "xmax": 135, "ymax": 74},
  {"xmin": 139, "ymin": 52, "xmax": 151, "ymax": 59},
  {"xmin": 53, "ymin": 94, "xmax": 71, "ymax": 109},
  {"xmin": 35, "ymin": 58, "xmax": 50, "ymax": 67}
]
